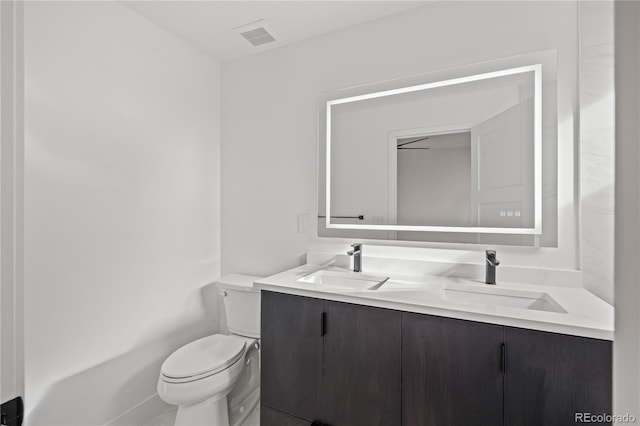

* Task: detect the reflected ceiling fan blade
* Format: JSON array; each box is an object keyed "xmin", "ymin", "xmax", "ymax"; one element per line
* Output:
[{"xmin": 397, "ymin": 135, "xmax": 430, "ymax": 148}]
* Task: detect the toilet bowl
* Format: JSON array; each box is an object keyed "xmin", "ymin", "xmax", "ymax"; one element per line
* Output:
[{"xmin": 157, "ymin": 274, "xmax": 262, "ymax": 426}]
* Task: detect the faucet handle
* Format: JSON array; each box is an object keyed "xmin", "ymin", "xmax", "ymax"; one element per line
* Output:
[
  {"xmin": 348, "ymin": 243, "xmax": 363, "ymax": 273},
  {"xmin": 486, "ymin": 250, "xmax": 500, "ymax": 266},
  {"xmin": 485, "ymin": 250, "xmax": 499, "ymax": 284}
]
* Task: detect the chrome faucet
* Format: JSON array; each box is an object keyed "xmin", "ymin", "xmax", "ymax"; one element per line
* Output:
[
  {"xmin": 347, "ymin": 243, "xmax": 362, "ymax": 272},
  {"xmin": 485, "ymin": 250, "xmax": 500, "ymax": 284}
]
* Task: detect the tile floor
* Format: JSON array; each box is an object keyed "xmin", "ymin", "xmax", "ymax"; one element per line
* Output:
[
  {"xmin": 144, "ymin": 408, "xmax": 177, "ymax": 426},
  {"xmin": 143, "ymin": 405, "xmax": 259, "ymax": 426}
]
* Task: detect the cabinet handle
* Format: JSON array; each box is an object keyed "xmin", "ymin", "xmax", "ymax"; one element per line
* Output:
[
  {"xmin": 501, "ymin": 343, "xmax": 506, "ymax": 373},
  {"xmin": 321, "ymin": 312, "xmax": 327, "ymax": 336}
]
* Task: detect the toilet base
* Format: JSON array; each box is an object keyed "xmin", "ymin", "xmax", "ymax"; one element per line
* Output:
[
  {"xmin": 240, "ymin": 404, "xmax": 259, "ymax": 426},
  {"xmin": 175, "ymin": 394, "xmax": 228, "ymax": 426},
  {"xmin": 229, "ymin": 388, "xmax": 260, "ymax": 426}
]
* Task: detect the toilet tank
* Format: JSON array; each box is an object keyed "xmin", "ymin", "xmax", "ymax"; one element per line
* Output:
[{"xmin": 216, "ymin": 274, "xmax": 263, "ymax": 338}]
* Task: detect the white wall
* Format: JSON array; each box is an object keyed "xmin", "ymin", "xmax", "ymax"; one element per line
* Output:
[
  {"xmin": 24, "ymin": 2, "xmax": 220, "ymax": 424},
  {"xmin": 580, "ymin": 1, "xmax": 615, "ymax": 303},
  {"xmin": 0, "ymin": 0, "xmax": 25, "ymax": 405},
  {"xmin": 221, "ymin": 1, "xmax": 578, "ymax": 277},
  {"xmin": 614, "ymin": 0, "xmax": 640, "ymax": 418}
]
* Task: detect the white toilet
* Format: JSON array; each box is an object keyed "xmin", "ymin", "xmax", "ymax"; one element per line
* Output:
[{"xmin": 157, "ymin": 274, "xmax": 262, "ymax": 426}]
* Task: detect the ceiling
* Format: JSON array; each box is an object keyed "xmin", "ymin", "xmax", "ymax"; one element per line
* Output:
[{"xmin": 121, "ymin": 1, "xmax": 431, "ymax": 62}]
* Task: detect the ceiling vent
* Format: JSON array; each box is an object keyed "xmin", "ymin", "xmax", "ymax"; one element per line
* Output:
[{"xmin": 233, "ymin": 19, "xmax": 277, "ymax": 47}]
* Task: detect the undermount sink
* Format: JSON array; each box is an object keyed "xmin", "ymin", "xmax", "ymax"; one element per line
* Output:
[
  {"xmin": 379, "ymin": 282, "xmax": 567, "ymax": 313},
  {"xmin": 297, "ymin": 269, "xmax": 390, "ymax": 290},
  {"xmin": 442, "ymin": 283, "xmax": 567, "ymax": 313},
  {"xmin": 297, "ymin": 269, "xmax": 566, "ymax": 312}
]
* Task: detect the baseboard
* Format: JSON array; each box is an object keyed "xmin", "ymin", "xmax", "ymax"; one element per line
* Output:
[{"xmin": 104, "ymin": 393, "xmax": 171, "ymax": 426}]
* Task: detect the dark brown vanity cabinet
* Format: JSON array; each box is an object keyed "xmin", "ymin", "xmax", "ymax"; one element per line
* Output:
[
  {"xmin": 503, "ymin": 327, "xmax": 613, "ymax": 426},
  {"xmin": 261, "ymin": 291, "xmax": 612, "ymax": 426},
  {"xmin": 261, "ymin": 291, "xmax": 324, "ymax": 424},
  {"xmin": 261, "ymin": 405, "xmax": 313, "ymax": 426},
  {"xmin": 403, "ymin": 317, "xmax": 612, "ymax": 426},
  {"xmin": 402, "ymin": 312, "xmax": 504, "ymax": 426},
  {"xmin": 261, "ymin": 291, "xmax": 401, "ymax": 426},
  {"xmin": 402, "ymin": 315, "xmax": 612, "ymax": 426},
  {"xmin": 323, "ymin": 300, "xmax": 401, "ymax": 426}
]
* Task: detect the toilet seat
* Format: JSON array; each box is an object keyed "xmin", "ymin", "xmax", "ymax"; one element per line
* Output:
[{"xmin": 161, "ymin": 335, "xmax": 246, "ymax": 383}]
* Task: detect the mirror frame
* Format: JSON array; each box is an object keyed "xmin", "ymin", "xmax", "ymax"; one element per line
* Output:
[{"xmin": 325, "ymin": 64, "xmax": 542, "ymax": 235}]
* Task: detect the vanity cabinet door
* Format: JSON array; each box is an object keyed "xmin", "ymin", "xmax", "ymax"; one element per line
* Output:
[
  {"xmin": 261, "ymin": 291, "xmax": 324, "ymax": 423},
  {"xmin": 401, "ymin": 312, "xmax": 504, "ymax": 426},
  {"xmin": 504, "ymin": 327, "xmax": 612, "ymax": 426},
  {"xmin": 323, "ymin": 301, "xmax": 402, "ymax": 426}
]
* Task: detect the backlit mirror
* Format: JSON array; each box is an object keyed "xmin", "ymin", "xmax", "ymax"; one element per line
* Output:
[{"xmin": 323, "ymin": 65, "xmax": 542, "ymax": 238}]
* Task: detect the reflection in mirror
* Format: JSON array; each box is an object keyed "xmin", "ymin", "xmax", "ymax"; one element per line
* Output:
[
  {"xmin": 396, "ymin": 131, "xmax": 472, "ymax": 227},
  {"xmin": 323, "ymin": 65, "xmax": 542, "ymax": 240}
]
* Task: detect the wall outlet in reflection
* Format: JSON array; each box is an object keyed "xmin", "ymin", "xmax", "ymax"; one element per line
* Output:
[{"xmin": 297, "ymin": 214, "xmax": 310, "ymax": 234}]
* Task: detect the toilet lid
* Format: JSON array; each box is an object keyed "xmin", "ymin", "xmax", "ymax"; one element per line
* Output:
[{"xmin": 161, "ymin": 335, "xmax": 246, "ymax": 379}]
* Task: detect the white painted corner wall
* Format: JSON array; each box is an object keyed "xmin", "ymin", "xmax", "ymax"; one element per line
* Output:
[
  {"xmin": 614, "ymin": 0, "xmax": 640, "ymax": 418},
  {"xmin": 23, "ymin": 2, "xmax": 221, "ymax": 424},
  {"xmin": 0, "ymin": 0, "xmax": 25, "ymax": 406},
  {"xmin": 579, "ymin": 0, "xmax": 615, "ymax": 304},
  {"xmin": 221, "ymin": 1, "xmax": 580, "ymax": 277}
]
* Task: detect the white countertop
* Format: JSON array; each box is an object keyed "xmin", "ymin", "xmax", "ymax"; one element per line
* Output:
[{"xmin": 255, "ymin": 264, "xmax": 614, "ymax": 341}]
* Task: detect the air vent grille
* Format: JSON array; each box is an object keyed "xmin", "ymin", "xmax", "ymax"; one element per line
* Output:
[
  {"xmin": 240, "ymin": 28, "xmax": 276, "ymax": 46},
  {"xmin": 233, "ymin": 20, "xmax": 277, "ymax": 47}
]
